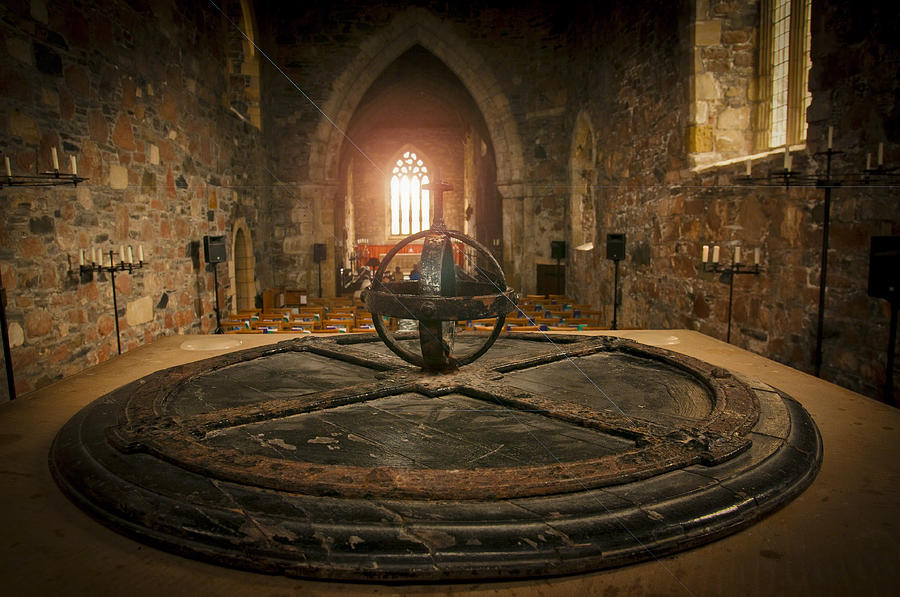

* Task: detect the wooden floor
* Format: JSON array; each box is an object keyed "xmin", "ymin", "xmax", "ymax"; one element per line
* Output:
[{"xmin": 1, "ymin": 329, "xmax": 897, "ymax": 596}]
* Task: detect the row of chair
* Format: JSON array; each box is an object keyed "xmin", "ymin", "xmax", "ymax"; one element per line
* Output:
[{"xmin": 222, "ymin": 294, "xmax": 604, "ymax": 335}]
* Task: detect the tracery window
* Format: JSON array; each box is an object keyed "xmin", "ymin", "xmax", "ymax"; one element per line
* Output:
[{"xmin": 390, "ymin": 152, "xmax": 431, "ymax": 235}]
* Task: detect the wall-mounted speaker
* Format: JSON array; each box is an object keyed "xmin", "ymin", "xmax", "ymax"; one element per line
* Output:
[
  {"xmin": 606, "ymin": 233, "xmax": 626, "ymax": 261},
  {"xmin": 551, "ymin": 240, "xmax": 566, "ymax": 260},
  {"xmin": 868, "ymin": 236, "xmax": 900, "ymax": 300},
  {"xmin": 313, "ymin": 243, "xmax": 327, "ymax": 263},
  {"xmin": 203, "ymin": 235, "xmax": 226, "ymax": 264}
]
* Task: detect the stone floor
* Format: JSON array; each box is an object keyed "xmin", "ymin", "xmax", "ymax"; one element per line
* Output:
[{"xmin": 1, "ymin": 329, "xmax": 897, "ymax": 596}]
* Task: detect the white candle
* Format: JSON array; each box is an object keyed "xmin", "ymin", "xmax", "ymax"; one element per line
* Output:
[
  {"xmin": 745, "ymin": 158, "xmax": 751, "ymax": 176},
  {"xmin": 120, "ymin": 245, "xmax": 125, "ymax": 262},
  {"xmin": 878, "ymin": 143, "xmax": 884, "ymax": 166},
  {"xmin": 734, "ymin": 246, "xmax": 741, "ymax": 264},
  {"xmin": 138, "ymin": 245, "xmax": 144, "ymax": 262},
  {"xmin": 712, "ymin": 245, "xmax": 720, "ymax": 263},
  {"xmin": 90, "ymin": 247, "xmax": 95, "ymax": 264},
  {"xmin": 827, "ymin": 126, "xmax": 833, "ymax": 150},
  {"xmin": 4, "ymin": 156, "xmax": 10, "ymax": 177},
  {"xmin": 51, "ymin": 147, "xmax": 59, "ymax": 170},
  {"xmin": 702, "ymin": 245, "xmax": 709, "ymax": 263},
  {"xmin": 127, "ymin": 246, "xmax": 134, "ymax": 264},
  {"xmin": 867, "ymin": 153, "xmax": 872, "ymax": 170},
  {"xmin": 80, "ymin": 249, "xmax": 85, "ymax": 266},
  {"xmin": 754, "ymin": 248, "xmax": 760, "ymax": 265},
  {"xmin": 783, "ymin": 145, "xmax": 790, "ymax": 170},
  {"xmin": 70, "ymin": 155, "xmax": 77, "ymax": 175}
]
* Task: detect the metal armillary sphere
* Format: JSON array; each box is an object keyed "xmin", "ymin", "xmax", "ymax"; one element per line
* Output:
[{"xmin": 364, "ymin": 175, "xmax": 518, "ymax": 370}]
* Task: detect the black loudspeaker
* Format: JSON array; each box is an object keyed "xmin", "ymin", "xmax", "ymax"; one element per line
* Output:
[
  {"xmin": 607, "ymin": 233, "xmax": 626, "ymax": 261},
  {"xmin": 313, "ymin": 243, "xmax": 327, "ymax": 263},
  {"xmin": 868, "ymin": 236, "xmax": 900, "ymax": 300},
  {"xmin": 203, "ymin": 235, "xmax": 226, "ymax": 263},
  {"xmin": 551, "ymin": 241, "xmax": 566, "ymax": 260}
]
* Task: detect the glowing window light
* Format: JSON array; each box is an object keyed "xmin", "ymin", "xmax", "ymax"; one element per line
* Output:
[{"xmin": 389, "ymin": 152, "xmax": 430, "ymax": 235}]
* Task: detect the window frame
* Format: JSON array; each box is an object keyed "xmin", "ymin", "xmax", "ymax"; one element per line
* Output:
[
  {"xmin": 756, "ymin": 0, "xmax": 812, "ymax": 151},
  {"xmin": 388, "ymin": 150, "xmax": 432, "ymax": 238}
]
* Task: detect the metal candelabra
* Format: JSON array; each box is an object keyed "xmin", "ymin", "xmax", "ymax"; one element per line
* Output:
[
  {"xmin": 75, "ymin": 250, "xmax": 146, "ymax": 355},
  {"xmin": 736, "ymin": 140, "xmax": 898, "ymax": 377},
  {"xmin": 701, "ymin": 251, "xmax": 761, "ymax": 344},
  {"xmin": 2, "ymin": 151, "xmax": 87, "ymax": 189}
]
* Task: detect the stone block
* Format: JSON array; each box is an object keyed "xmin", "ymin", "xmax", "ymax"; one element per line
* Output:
[
  {"xmin": 113, "ymin": 113, "xmax": 136, "ymax": 150},
  {"xmin": 692, "ymin": 100, "xmax": 709, "ymax": 125},
  {"xmin": 7, "ymin": 37, "xmax": 32, "ymax": 64},
  {"xmin": 282, "ymin": 235, "xmax": 308, "ymax": 254},
  {"xmin": 97, "ymin": 315, "xmax": 115, "ymax": 338},
  {"xmin": 65, "ymin": 64, "xmax": 90, "ymax": 96},
  {"xmin": 9, "ymin": 110, "xmax": 40, "ymax": 143},
  {"xmin": 149, "ymin": 144, "xmax": 160, "ymax": 165},
  {"xmin": 8, "ymin": 322, "xmax": 24, "ymax": 347},
  {"xmin": 687, "ymin": 126, "xmax": 713, "ymax": 153},
  {"xmin": 40, "ymin": 87, "xmax": 58, "ymax": 107},
  {"xmin": 717, "ymin": 107, "xmax": 750, "ymax": 130},
  {"xmin": 126, "ymin": 295, "xmax": 154, "ymax": 326},
  {"xmin": 694, "ymin": 73, "xmax": 720, "ymax": 101},
  {"xmin": 695, "ymin": 20, "xmax": 722, "ymax": 46},
  {"xmin": 88, "ymin": 109, "xmax": 108, "ymax": 143},
  {"xmin": 25, "ymin": 309, "xmax": 52, "ymax": 338},
  {"xmin": 109, "ymin": 164, "xmax": 129, "ymax": 189}
]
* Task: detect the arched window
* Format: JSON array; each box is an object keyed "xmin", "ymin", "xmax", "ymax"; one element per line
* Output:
[{"xmin": 390, "ymin": 152, "xmax": 431, "ymax": 235}]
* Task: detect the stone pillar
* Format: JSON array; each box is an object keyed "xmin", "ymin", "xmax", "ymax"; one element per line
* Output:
[
  {"xmin": 498, "ymin": 181, "xmax": 527, "ymax": 295},
  {"xmin": 307, "ymin": 181, "xmax": 339, "ymax": 298}
]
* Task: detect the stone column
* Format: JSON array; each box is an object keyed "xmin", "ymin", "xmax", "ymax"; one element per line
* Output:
[{"xmin": 498, "ymin": 181, "xmax": 527, "ymax": 295}]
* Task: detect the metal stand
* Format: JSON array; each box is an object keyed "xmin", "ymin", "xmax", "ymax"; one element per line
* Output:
[
  {"xmin": 702, "ymin": 259, "xmax": 761, "ymax": 343},
  {"xmin": 0, "ymin": 267, "xmax": 15, "ymax": 400},
  {"xmin": 212, "ymin": 263, "xmax": 222, "ymax": 334},
  {"xmin": 813, "ymin": 148, "xmax": 839, "ymax": 376},
  {"xmin": 887, "ymin": 299, "xmax": 898, "ymax": 406},
  {"xmin": 737, "ymin": 143, "xmax": 897, "ymax": 376},
  {"xmin": 612, "ymin": 258, "xmax": 620, "ymax": 330},
  {"xmin": 78, "ymin": 250, "xmax": 145, "ymax": 355},
  {"xmin": 555, "ymin": 256, "xmax": 563, "ymax": 296},
  {"xmin": 317, "ymin": 261, "xmax": 323, "ymax": 298}
]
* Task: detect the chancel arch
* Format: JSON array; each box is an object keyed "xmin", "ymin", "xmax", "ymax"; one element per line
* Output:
[{"xmin": 307, "ymin": 7, "xmax": 524, "ymax": 288}]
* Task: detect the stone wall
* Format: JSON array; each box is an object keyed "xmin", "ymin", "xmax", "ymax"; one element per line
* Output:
[
  {"xmin": 0, "ymin": 0, "xmax": 265, "ymax": 397},
  {"xmin": 688, "ymin": 0, "xmax": 758, "ymax": 166},
  {"xmin": 571, "ymin": 0, "xmax": 898, "ymax": 403},
  {"xmin": 1, "ymin": 0, "xmax": 895, "ymax": 405}
]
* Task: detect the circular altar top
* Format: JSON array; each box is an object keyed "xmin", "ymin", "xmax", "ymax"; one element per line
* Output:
[{"xmin": 51, "ymin": 332, "xmax": 821, "ymax": 581}]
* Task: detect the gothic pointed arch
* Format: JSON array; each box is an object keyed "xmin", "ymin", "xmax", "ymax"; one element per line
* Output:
[{"xmin": 308, "ymin": 7, "xmax": 524, "ymax": 188}]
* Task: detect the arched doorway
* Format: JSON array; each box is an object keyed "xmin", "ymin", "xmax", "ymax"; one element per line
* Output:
[
  {"xmin": 337, "ymin": 45, "xmax": 498, "ymax": 283},
  {"xmin": 233, "ymin": 225, "xmax": 255, "ymax": 312},
  {"xmin": 309, "ymin": 8, "xmax": 523, "ymax": 289}
]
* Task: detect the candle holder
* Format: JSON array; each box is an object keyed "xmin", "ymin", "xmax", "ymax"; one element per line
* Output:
[
  {"xmin": 738, "ymin": 140, "xmax": 897, "ymax": 377},
  {"xmin": 73, "ymin": 249, "xmax": 146, "ymax": 355},
  {"xmin": 1, "ymin": 171, "xmax": 88, "ymax": 188},
  {"xmin": 701, "ymin": 250, "xmax": 762, "ymax": 344},
  {"xmin": 2, "ymin": 151, "xmax": 87, "ymax": 188}
]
